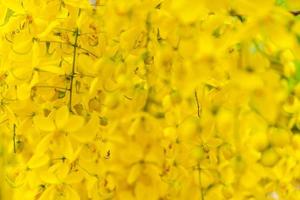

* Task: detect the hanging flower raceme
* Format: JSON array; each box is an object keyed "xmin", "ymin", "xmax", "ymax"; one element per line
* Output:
[{"xmin": 2, "ymin": 0, "xmax": 300, "ymax": 199}]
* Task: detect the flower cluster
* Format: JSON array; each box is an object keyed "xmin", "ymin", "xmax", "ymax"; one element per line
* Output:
[{"xmin": 1, "ymin": 0, "xmax": 300, "ymax": 199}]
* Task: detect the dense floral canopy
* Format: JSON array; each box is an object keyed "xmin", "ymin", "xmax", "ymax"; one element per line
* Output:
[{"xmin": 1, "ymin": 0, "xmax": 300, "ymax": 199}]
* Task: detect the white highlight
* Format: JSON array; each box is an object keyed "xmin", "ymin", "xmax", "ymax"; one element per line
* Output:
[
  {"xmin": 269, "ymin": 191, "xmax": 280, "ymax": 200},
  {"xmin": 89, "ymin": 0, "xmax": 96, "ymax": 6}
]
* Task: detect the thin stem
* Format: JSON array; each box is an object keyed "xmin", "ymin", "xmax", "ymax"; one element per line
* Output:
[
  {"xmin": 13, "ymin": 124, "xmax": 16, "ymax": 153},
  {"xmin": 69, "ymin": 28, "xmax": 79, "ymax": 111},
  {"xmin": 195, "ymin": 90, "xmax": 201, "ymax": 118}
]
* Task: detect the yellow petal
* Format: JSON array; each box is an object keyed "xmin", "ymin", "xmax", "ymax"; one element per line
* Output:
[
  {"xmin": 70, "ymin": 113, "xmax": 98, "ymax": 142},
  {"xmin": 37, "ymin": 65, "xmax": 65, "ymax": 75},
  {"xmin": 40, "ymin": 163, "xmax": 69, "ymax": 184},
  {"xmin": 33, "ymin": 116, "xmax": 55, "ymax": 132},
  {"xmin": 35, "ymin": 134, "xmax": 53, "ymax": 154},
  {"xmin": 64, "ymin": 0, "xmax": 91, "ymax": 8},
  {"xmin": 17, "ymin": 83, "xmax": 31, "ymax": 100},
  {"xmin": 89, "ymin": 77, "xmax": 99, "ymax": 95},
  {"xmin": 30, "ymin": 71, "xmax": 39, "ymax": 87},
  {"xmin": 27, "ymin": 153, "xmax": 49, "ymax": 169},
  {"xmin": 55, "ymin": 106, "xmax": 69, "ymax": 129},
  {"xmin": 39, "ymin": 185, "xmax": 55, "ymax": 200},
  {"xmin": 66, "ymin": 186, "xmax": 80, "ymax": 200},
  {"xmin": 37, "ymin": 21, "xmax": 60, "ymax": 38},
  {"xmin": 127, "ymin": 164, "xmax": 142, "ymax": 184},
  {"xmin": 1, "ymin": 0, "xmax": 24, "ymax": 12},
  {"xmin": 61, "ymin": 136, "xmax": 74, "ymax": 160},
  {"xmin": 64, "ymin": 115, "xmax": 85, "ymax": 132}
]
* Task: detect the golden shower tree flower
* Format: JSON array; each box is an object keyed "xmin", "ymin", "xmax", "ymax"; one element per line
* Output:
[{"xmin": 2, "ymin": 0, "xmax": 300, "ymax": 199}]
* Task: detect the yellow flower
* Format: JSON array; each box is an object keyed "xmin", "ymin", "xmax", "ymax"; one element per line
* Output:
[{"xmin": 2, "ymin": 0, "xmax": 300, "ymax": 199}]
